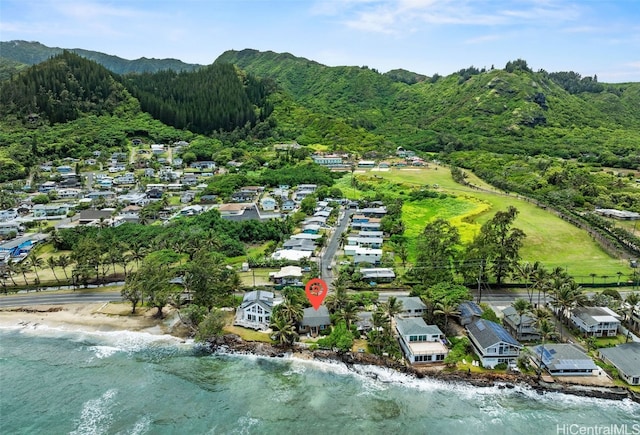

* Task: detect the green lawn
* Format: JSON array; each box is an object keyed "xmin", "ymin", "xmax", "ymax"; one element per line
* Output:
[{"xmin": 362, "ymin": 166, "xmax": 633, "ymax": 279}]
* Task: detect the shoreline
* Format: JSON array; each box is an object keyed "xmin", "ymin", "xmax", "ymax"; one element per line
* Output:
[{"xmin": 1, "ymin": 303, "xmax": 638, "ymax": 405}]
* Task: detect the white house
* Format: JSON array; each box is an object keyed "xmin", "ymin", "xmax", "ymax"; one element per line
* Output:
[
  {"xmin": 467, "ymin": 319, "xmax": 522, "ymax": 369},
  {"xmin": 0, "ymin": 209, "xmax": 18, "ymax": 222},
  {"xmin": 234, "ymin": 290, "xmax": 282, "ymax": 331},
  {"xmin": 396, "ymin": 317, "xmax": 448, "ymax": 364},
  {"xmin": 260, "ymin": 197, "xmax": 277, "ymax": 211},
  {"xmin": 570, "ymin": 306, "xmax": 621, "ymax": 337},
  {"xmin": 353, "ymin": 247, "xmax": 382, "ymax": 265}
]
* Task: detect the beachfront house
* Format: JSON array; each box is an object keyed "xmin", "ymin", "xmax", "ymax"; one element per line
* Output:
[
  {"xmin": 458, "ymin": 301, "xmax": 483, "ymax": 327},
  {"xmin": 234, "ymin": 290, "xmax": 281, "ymax": 331},
  {"xmin": 299, "ymin": 306, "xmax": 331, "ymax": 337},
  {"xmin": 532, "ymin": 344, "xmax": 597, "ymax": 376},
  {"xmin": 599, "ymin": 342, "xmax": 640, "ymax": 385},
  {"xmin": 467, "ymin": 319, "xmax": 522, "ymax": 369},
  {"xmin": 396, "ymin": 317, "xmax": 448, "ymax": 364}
]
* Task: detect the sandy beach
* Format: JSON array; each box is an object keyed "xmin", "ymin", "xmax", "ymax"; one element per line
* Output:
[{"xmin": 0, "ymin": 302, "xmax": 183, "ymax": 336}]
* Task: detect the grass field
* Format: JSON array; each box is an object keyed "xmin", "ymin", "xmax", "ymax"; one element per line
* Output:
[{"xmin": 346, "ymin": 165, "xmax": 634, "ymax": 280}]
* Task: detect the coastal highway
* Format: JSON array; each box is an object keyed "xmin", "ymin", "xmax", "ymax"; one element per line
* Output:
[{"xmin": 0, "ymin": 291, "xmax": 122, "ymax": 308}]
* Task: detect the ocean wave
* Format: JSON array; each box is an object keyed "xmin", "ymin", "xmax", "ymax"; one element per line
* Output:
[{"xmin": 70, "ymin": 389, "xmax": 118, "ymax": 435}]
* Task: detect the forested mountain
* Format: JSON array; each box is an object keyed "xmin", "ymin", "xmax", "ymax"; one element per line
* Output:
[
  {"xmin": 216, "ymin": 49, "xmax": 640, "ymax": 168},
  {"xmin": 0, "ymin": 57, "xmax": 29, "ymax": 82},
  {"xmin": 0, "ymin": 40, "xmax": 201, "ymax": 75},
  {"xmin": 123, "ymin": 64, "xmax": 272, "ymax": 135}
]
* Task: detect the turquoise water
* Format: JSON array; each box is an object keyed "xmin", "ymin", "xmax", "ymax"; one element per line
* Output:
[{"xmin": 1, "ymin": 326, "xmax": 639, "ymax": 435}]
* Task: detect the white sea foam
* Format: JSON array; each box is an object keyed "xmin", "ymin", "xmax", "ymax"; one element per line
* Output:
[
  {"xmin": 70, "ymin": 389, "xmax": 117, "ymax": 435},
  {"xmin": 87, "ymin": 345, "xmax": 120, "ymax": 359},
  {"xmin": 127, "ymin": 415, "xmax": 151, "ymax": 435},
  {"xmin": 231, "ymin": 415, "xmax": 261, "ymax": 435}
]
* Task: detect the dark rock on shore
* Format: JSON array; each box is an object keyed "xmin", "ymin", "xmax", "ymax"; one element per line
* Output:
[{"xmin": 207, "ymin": 334, "xmax": 640, "ymax": 404}]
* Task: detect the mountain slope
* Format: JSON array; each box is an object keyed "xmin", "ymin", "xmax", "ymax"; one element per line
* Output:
[
  {"xmin": 216, "ymin": 49, "xmax": 640, "ymax": 166},
  {"xmin": 0, "ymin": 40, "xmax": 202, "ymax": 74}
]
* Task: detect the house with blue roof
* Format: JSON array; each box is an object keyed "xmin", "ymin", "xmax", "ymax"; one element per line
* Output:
[
  {"xmin": 532, "ymin": 344, "xmax": 597, "ymax": 376},
  {"xmin": 467, "ymin": 319, "xmax": 522, "ymax": 368}
]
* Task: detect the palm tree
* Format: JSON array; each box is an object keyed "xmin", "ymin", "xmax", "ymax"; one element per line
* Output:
[
  {"xmin": 27, "ymin": 255, "xmax": 44, "ymax": 284},
  {"xmin": 5, "ymin": 259, "xmax": 18, "ymax": 286},
  {"xmin": 624, "ymin": 292, "xmax": 639, "ymax": 343},
  {"xmin": 128, "ymin": 241, "xmax": 147, "ymax": 268},
  {"xmin": 325, "ymin": 282, "xmax": 348, "ymax": 313},
  {"xmin": 551, "ymin": 280, "xmax": 585, "ymax": 340},
  {"xmin": 270, "ymin": 314, "xmax": 298, "ymax": 348},
  {"xmin": 278, "ymin": 298, "xmax": 304, "ymax": 325},
  {"xmin": 335, "ymin": 301, "xmax": 359, "ymax": 330},
  {"xmin": 383, "ymin": 296, "xmax": 403, "ymax": 323},
  {"xmin": 433, "ymin": 301, "xmax": 459, "ymax": 334},
  {"xmin": 536, "ymin": 318, "xmax": 556, "ymax": 380},
  {"xmin": 16, "ymin": 262, "xmax": 30, "ymax": 286},
  {"xmin": 57, "ymin": 255, "xmax": 71, "ymax": 281},
  {"xmin": 50, "ymin": 229, "xmax": 64, "ymax": 251},
  {"xmin": 46, "ymin": 256, "xmax": 60, "ymax": 283},
  {"xmin": 338, "ymin": 232, "xmax": 348, "ymax": 249}
]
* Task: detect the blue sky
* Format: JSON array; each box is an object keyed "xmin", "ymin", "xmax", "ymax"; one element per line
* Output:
[{"xmin": 1, "ymin": 0, "xmax": 639, "ymax": 82}]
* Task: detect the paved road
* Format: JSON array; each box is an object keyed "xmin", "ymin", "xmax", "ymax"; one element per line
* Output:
[
  {"xmin": 0, "ymin": 291, "xmax": 122, "ymax": 307},
  {"xmin": 321, "ymin": 207, "xmax": 355, "ymax": 289}
]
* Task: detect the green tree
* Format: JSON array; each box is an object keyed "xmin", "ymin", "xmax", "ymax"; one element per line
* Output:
[
  {"xmin": 270, "ymin": 313, "xmax": 299, "ymax": 347},
  {"xmin": 27, "ymin": 254, "xmax": 44, "ymax": 285},
  {"xmin": 46, "ymin": 256, "xmax": 60, "ymax": 283},
  {"xmin": 318, "ymin": 321, "xmax": 354, "ymax": 353},
  {"xmin": 465, "ymin": 206, "xmax": 525, "ymax": 286},
  {"xmin": 535, "ymin": 318, "xmax": 556, "ymax": 380},
  {"xmin": 413, "ymin": 219, "xmax": 460, "ymax": 285},
  {"xmin": 195, "ymin": 309, "xmax": 227, "ymax": 342},
  {"xmin": 334, "ymin": 301, "xmax": 359, "ymax": 330},
  {"xmin": 433, "ymin": 301, "xmax": 459, "ymax": 334},
  {"xmin": 56, "ymin": 255, "xmax": 72, "ymax": 281}
]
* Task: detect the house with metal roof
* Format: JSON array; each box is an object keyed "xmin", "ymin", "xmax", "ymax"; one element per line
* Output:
[
  {"xmin": 467, "ymin": 319, "xmax": 522, "ymax": 368},
  {"xmin": 458, "ymin": 301, "xmax": 483, "ymax": 326},
  {"xmin": 502, "ymin": 306, "xmax": 540, "ymax": 341},
  {"xmin": 299, "ymin": 306, "xmax": 331, "ymax": 337},
  {"xmin": 599, "ymin": 342, "xmax": 640, "ymax": 385},
  {"xmin": 395, "ymin": 317, "xmax": 448, "ymax": 364},
  {"xmin": 532, "ymin": 344, "xmax": 597, "ymax": 376},
  {"xmin": 395, "ymin": 296, "xmax": 427, "ymax": 317},
  {"xmin": 570, "ymin": 307, "xmax": 621, "ymax": 337},
  {"xmin": 360, "ymin": 268, "xmax": 396, "ymax": 283},
  {"xmin": 234, "ymin": 290, "xmax": 282, "ymax": 331}
]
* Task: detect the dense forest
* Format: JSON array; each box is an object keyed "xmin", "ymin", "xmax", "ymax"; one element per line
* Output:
[{"xmin": 123, "ymin": 63, "xmax": 272, "ymax": 134}]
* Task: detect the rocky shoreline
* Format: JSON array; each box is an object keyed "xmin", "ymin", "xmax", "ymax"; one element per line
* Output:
[{"xmin": 207, "ymin": 334, "xmax": 639, "ymax": 404}]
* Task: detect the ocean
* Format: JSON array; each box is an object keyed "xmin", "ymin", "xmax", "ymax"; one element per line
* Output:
[{"xmin": 1, "ymin": 326, "xmax": 639, "ymax": 435}]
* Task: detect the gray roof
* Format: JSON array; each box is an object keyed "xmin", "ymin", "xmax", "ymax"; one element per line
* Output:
[
  {"xmin": 396, "ymin": 296, "xmax": 426, "ymax": 312},
  {"xmin": 533, "ymin": 344, "xmax": 597, "ymax": 372},
  {"xmin": 300, "ymin": 306, "xmax": 331, "ymax": 327},
  {"xmin": 360, "ymin": 268, "xmax": 395, "ymax": 279},
  {"xmin": 572, "ymin": 307, "xmax": 620, "ymax": 326},
  {"xmin": 467, "ymin": 319, "xmax": 521, "ymax": 349},
  {"xmin": 240, "ymin": 290, "xmax": 274, "ymax": 310},
  {"xmin": 502, "ymin": 306, "xmax": 536, "ymax": 327},
  {"xmin": 600, "ymin": 342, "xmax": 640, "ymax": 377},
  {"xmin": 395, "ymin": 317, "xmax": 443, "ymax": 337}
]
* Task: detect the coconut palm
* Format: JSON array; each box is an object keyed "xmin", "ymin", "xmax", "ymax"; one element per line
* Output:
[
  {"xmin": 27, "ymin": 255, "xmax": 44, "ymax": 284},
  {"xmin": 270, "ymin": 314, "xmax": 298, "ymax": 348},
  {"xmin": 16, "ymin": 262, "xmax": 31, "ymax": 285},
  {"xmin": 128, "ymin": 241, "xmax": 147, "ymax": 268},
  {"xmin": 46, "ymin": 256, "xmax": 60, "ymax": 283},
  {"xmin": 511, "ymin": 298, "xmax": 532, "ymax": 340},
  {"xmin": 335, "ymin": 301, "xmax": 359, "ymax": 330},
  {"xmin": 56, "ymin": 255, "xmax": 71, "ymax": 281},
  {"xmin": 433, "ymin": 301, "xmax": 459, "ymax": 334},
  {"xmin": 551, "ymin": 280, "xmax": 585, "ymax": 339},
  {"xmin": 536, "ymin": 318, "xmax": 556, "ymax": 380},
  {"xmin": 383, "ymin": 296, "xmax": 403, "ymax": 323},
  {"xmin": 278, "ymin": 298, "xmax": 304, "ymax": 325},
  {"xmin": 325, "ymin": 282, "xmax": 348, "ymax": 313},
  {"xmin": 5, "ymin": 259, "xmax": 19, "ymax": 286}
]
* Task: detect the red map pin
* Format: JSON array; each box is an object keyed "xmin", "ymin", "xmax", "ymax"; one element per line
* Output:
[{"xmin": 305, "ymin": 278, "xmax": 328, "ymax": 310}]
